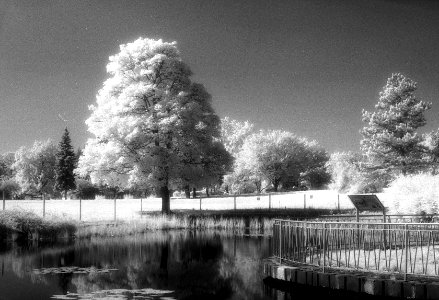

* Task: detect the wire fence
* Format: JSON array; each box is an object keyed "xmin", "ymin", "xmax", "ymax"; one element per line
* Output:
[
  {"xmin": 1, "ymin": 190, "xmax": 357, "ymax": 221},
  {"xmin": 273, "ymin": 219, "xmax": 439, "ymax": 279}
]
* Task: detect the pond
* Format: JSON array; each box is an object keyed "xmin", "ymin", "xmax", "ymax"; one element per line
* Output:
[
  {"xmin": 0, "ymin": 231, "xmax": 276, "ymax": 300},
  {"xmin": 0, "ymin": 231, "xmax": 393, "ymax": 300}
]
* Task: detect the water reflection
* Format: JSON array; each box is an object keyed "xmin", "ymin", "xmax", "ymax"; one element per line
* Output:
[{"xmin": 0, "ymin": 232, "xmax": 271, "ymax": 300}]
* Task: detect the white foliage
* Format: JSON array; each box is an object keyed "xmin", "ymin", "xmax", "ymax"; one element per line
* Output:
[
  {"xmin": 77, "ymin": 37, "xmax": 229, "ymax": 193},
  {"xmin": 386, "ymin": 173, "xmax": 439, "ymax": 214},
  {"xmin": 13, "ymin": 140, "xmax": 57, "ymax": 195}
]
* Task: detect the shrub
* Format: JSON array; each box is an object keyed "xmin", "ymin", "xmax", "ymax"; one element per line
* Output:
[{"xmin": 385, "ymin": 173, "xmax": 439, "ymax": 214}]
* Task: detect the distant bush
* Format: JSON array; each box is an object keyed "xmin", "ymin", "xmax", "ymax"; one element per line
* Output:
[{"xmin": 385, "ymin": 173, "xmax": 439, "ymax": 214}]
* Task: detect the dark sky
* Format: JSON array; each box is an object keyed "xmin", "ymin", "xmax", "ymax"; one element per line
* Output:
[{"xmin": 1, "ymin": 0, "xmax": 439, "ymax": 154}]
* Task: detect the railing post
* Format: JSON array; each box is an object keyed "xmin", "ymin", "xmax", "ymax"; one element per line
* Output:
[
  {"xmin": 405, "ymin": 224, "xmax": 408, "ymax": 281},
  {"xmin": 323, "ymin": 223, "xmax": 327, "ymax": 273},
  {"xmin": 279, "ymin": 220, "xmax": 282, "ymax": 264}
]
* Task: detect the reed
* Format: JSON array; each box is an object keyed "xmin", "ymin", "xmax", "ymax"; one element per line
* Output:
[
  {"xmin": 1, "ymin": 209, "xmax": 275, "ymax": 240},
  {"xmin": 76, "ymin": 215, "xmax": 274, "ymax": 238},
  {"xmin": 0, "ymin": 209, "xmax": 76, "ymax": 240}
]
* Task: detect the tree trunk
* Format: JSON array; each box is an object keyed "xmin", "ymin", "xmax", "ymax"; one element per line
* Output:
[
  {"xmin": 273, "ymin": 181, "xmax": 279, "ymax": 192},
  {"xmin": 401, "ymin": 161, "xmax": 407, "ymax": 176},
  {"xmin": 206, "ymin": 187, "xmax": 209, "ymax": 197},
  {"xmin": 192, "ymin": 187, "xmax": 196, "ymax": 198},
  {"xmin": 184, "ymin": 185, "xmax": 190, "ymax": 198},
  {"xmin": 64, "ymin": 190, "xmax": 67, "ymax": 200},
  {"xmin": 160, "ymin": 185, "xmax": 170, "ymax": 214}
]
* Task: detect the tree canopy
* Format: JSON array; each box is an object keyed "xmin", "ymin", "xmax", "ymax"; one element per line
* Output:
[
  {"xmin": 77, "ymin": 37, "xmax": 231, "ymax": 212},
  {"xmin": 227, "ymin": 130, "xmax": 330, "ymax": 193},
  {"xmin": 13, "ymin": 140, "xmax": 57, "ymax": 198}
]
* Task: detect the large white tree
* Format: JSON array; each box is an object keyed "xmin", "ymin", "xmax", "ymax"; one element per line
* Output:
[
  {"xmin": 77, "ymin": 38, "xmax": 230, "ymax": 213},
  {"xmin": 13, "ymin": 140, "xmax": 57, "ymax": 198}
]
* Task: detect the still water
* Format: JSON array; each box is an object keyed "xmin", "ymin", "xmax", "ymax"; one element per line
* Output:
[
  {"xmin": 0, "ymin": 232, "xmax": 392, "ymax": 300},
  {"xmin": 0, "ymin": 231, "xmax": 276, "ymax": 300}
]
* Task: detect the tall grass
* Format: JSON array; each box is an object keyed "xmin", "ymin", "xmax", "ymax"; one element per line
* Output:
[
  {"xmin": 385, "ymin": 173, "xmax": 439, "ymax": 214},
  {"xmin": 76, "ymin": 215, "xmax": 274, "ymax": 238},
  {"xmin": 0, "ymin": 209, "xmax": 76, "ymax": 240},
  {"xmin": 1, "ymin": 209, "xmax": 275, "ymax": 240}
]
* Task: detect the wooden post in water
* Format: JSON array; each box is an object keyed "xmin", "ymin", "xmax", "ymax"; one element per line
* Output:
[{"xmin": 279, "ymin": 220, "xmax": 282, "ymax": 263}]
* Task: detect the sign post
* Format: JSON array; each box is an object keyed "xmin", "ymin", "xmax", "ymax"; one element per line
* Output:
[{"xmin": 347, "ymin": 194, "xmax": 385, "ymax": 222}]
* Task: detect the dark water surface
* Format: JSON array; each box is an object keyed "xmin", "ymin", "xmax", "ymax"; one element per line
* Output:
[
  {"xmin": 0, "ymin": 231, "xmax": 275, "ymax": 300},
  {"xmin": 0, "ymin": 232, "xmax": 394, "ymax": 300}
]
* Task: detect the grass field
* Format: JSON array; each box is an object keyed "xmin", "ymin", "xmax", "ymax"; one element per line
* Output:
[{"xmin": 0, "ymin": 191, "xmax": 393, "ymax": 222}]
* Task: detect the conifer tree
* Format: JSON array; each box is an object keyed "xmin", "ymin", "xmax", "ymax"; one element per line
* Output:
[
  {"xmin": 361, "ymin": 73, "xmax": 431, "ymax": 176},
  {"xmin": 55, "ymin": 128, "xmax": 76, "ymax": 199}
]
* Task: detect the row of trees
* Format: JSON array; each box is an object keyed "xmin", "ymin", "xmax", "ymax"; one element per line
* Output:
[
  {"xmin": 328, "ymin": 73, "xmax": 439, "ymax": 193},
  {"xmin": 3, "ymin": 38, "xmax": 432, "ymax": 215},
  {"xmin": 0, "ymin": 38, "xmax": 333, "ymax": 213},
  {"xmin": 0, "ymin": 129, "xmax": 76, "ymax": 200}
]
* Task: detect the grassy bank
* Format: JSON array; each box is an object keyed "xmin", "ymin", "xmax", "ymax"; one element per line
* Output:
[
  {"xmin": 0, "ymin": 210, "xmax": 76, "ymax": 241},
  {"xmin": 1, "ymin": 208, "xmax": 339, "ymax": 240}
]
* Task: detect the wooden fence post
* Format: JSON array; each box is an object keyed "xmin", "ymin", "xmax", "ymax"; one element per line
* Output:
[
  {"xmin": 234, "ymin": 195, "xmax": 236, "ymax": 211},
  {"xmin": 199, "ymin": 197, "xmax": 202, "ymax": 211},
  {"xmin": 140, "ymin": 198, "xmax": 143, "ymax": 215},
  {"xmin": 114, "ymin": 198, "xmax": 116, "ymax": 221},
  {"xmin": 79, "ymin": 198, "xmax": 82, "ymax": 221},
  {"xmin": 43, "ymin": 194, "xmax": 46, "ymax": 218},
  {"xmin": 303, "ymin": 193, "xmax": 306, "ymax": 209},
  {"xmin": 2, "ymin": 190, "xmax": 5, "ymax": 211},
  {"xmin": 268, "ymin": 193, "xmax": 271, "ymax": 210},
  {"xmin": 337, "ymin": 194, "xmax": 340, "ymax": 211}
]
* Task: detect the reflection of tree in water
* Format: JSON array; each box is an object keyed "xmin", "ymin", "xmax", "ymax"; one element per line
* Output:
[
  {"xmin": 218, "ymin": 236, "xmax": 272, "ymax": 300},
  {"xmin": 70, "ymin": 232, "xmax": 234, "ymax": 299}
]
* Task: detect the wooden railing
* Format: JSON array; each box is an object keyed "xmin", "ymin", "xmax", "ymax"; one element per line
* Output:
[{"xmin": 273, "ymin": 219, "xmax": 439, "ymax": 279}]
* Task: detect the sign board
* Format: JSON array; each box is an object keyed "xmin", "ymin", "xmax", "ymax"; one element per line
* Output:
[{"xmin": 347, "ymin": 194, "xmax": 384, "ymax": 212}]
